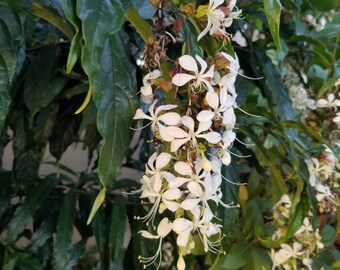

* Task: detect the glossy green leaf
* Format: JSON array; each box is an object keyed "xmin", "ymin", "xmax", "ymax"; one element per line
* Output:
[
  {"xmin": 109, "ymin": 196, "xmax": 127, "ymax": 269},
  {"xmin": 281, "ymin": 121, "xmax": 323, "ymax": 142},
  {"xmin": 125, "ymin": 6, "xmax": 152, "ymax": 43},
  {"xmin": 62, "ymin": 0, "xmax": 82, "ymax": 73},
  {"xmin": 54, "ymin": 189, "xmax": 77, "ymax": 270},
  {"xmin": 6, "ymin": 177, "xmax": 56, "ymax": 244},
  {"xmin": 32, "ymin": 2, "xmax": 73, "ymax": 39},
  {"xmin": 77, "ymin": 0, "xmax": 137, "ymax": 186},
  {"xmin": 0, "ymin": 8, "xmax": 26, "ymax": 133},
  {"xmin": 263, "ymin": 0, "xmax": 283, "ymax": 52}
]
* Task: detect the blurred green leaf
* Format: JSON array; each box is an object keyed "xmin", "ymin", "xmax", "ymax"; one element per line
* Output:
[
  {"xmin": 28, "ymin": 216, "xmax": 56, "ymax": 252},
  {"xmin": 243, "ymin": 246, "xmax": 272, "ymax": 270},
  {"xmin": 54, "ymin": 189, "xmax": 77, "ymax": 270},
  {"xmin": 307, "ymin": 0, "xmax": 340, "ymax": 11},
  {"xmin": 32, "ymin": 2, "xmax": 73, "ymax": 39},
  {"xmin": 125, "ymin": 6, "xmax": 152, "ymax": 43},
  {"xmin": 3, "ymin": 253, "xmax": 43, "ymax": 270},
  {"xmin": 6, "ymin": 177, "xmax": 55, "ymax": 243},
  {"xmin": 211, "ymin": 242, "xmax": 251, "ymax": 270},
  {"xmin": 109, "ymin": 196, "xmax": 128, "ymax": 269},
  {"xmin": 321, "ymin": 225, "xmax": 336, "ymax": 247},
  {"xmin": 263, "ymin": 0, "xmax": 283, "ymax": 52},
  {"xmin": 23, "ymin": 44, "xmax": 59, "ymax": 116},
  {"xmin": 0, "ymin": 8, "xmax": 26, "ymax": 133}
]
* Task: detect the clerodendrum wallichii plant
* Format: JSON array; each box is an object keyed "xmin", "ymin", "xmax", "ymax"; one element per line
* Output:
[{"xmin": 0, "ymin": 0, "xmax": 339, "ymax": 269}]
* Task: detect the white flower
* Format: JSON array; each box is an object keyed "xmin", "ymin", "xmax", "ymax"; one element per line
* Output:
[
  {"xmin": 315, "ymin": 183, "xmax": 334, "ymax": 202},
  {"xmin": 140, "ymin": 70, "xmax": 161, "ymax": 103},
  {"xmin": 169, "ymin": 160, "xmax": 206, "ymax": 188},
  {"xmin": 173, "ymin": 206, "xmax": 222, "ymax": 252},
  {"xmin": 133, "ymin": 100, "xmax": 181, "ymax": 141},
  {"xmin": 197, "ymin": 0, "xmax": 226, "ymax": 41},
  {"xmin": 271, "ymin": 243, "xmax": 303, "ymax": 266},
  {"xmin": 181, "ymin": 172, "xmax": 224, "ymax": 211},
  {"xmin": 172, "ymin": 55, "xmax": 215, "ymax": 92},
  {"xmin": 223, "ymin": 0, "xmax": 243, "ymax": 28},
  {"xmin": 139, "ymin": 174, "xmax": 182, "ymax": 225},
  {"xmin": 222, "ymin": 107, "xmax": 236, "ymax": 130},
  {"xmin": 139, "ymin": 218, "xmax": 173, "ymax": 270},
  {"xmin": 166, "ymin": 116, "xmax": 221, "ymax": 152},
  {"xmin": 305, "ymin": 158, "xmax": 332, "ymax": 186},
  {"xmin": 197, "ymin": 88, "xmax": 235, "ymax": 122},
  {"xmin": 316, "ymin": 93, "xmax": 340, "ymax": 110},
  {"xmin": 145, "ymin": 152, "xmax": 173, "ymax": 193},
  {"xmin": 219, "ymin": 52, "xmax": 240, "ymax": 91}
]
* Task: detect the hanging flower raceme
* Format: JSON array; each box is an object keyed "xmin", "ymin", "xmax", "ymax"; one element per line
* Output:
[{"xmin": 132, "ymin": 4, "xmax": 247, "ymax": 269}]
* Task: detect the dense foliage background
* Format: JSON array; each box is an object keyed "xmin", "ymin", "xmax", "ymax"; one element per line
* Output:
[{"xmin": 0, "ymin": 0, "xmax": 338, "ymax": 269}]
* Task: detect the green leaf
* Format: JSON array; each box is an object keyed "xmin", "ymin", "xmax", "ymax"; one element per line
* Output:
[
  {"xmin": 307, "ymin": 0, "xmax": 340, "ymax": 11},
  {"xmin": 62, "ymin": 0, "xmax": 82, "ymax": 73},
  {"xmin": 263, "ymin": 0, "xmax": 283, "ymax": 53},
  {"xmin": 321, "ymin": 225, "xmax": 336, "ymax": 247},
  {"xmin": 32, "ymin": 2, "xmax": 74, "ymax": 39},
  {"xmin": 243, "ymin": 246, "xmax": 272, "ymax": 270},
  {"xmin": 23, "ymin": 45, "xmax": 59, "ymax": 116},
  {"xmin": 49, "ymin": 101, "xmax": 81, "ymax": 160},
  {"xmin": 212, "ymin": 242, "xmax": 251, "ymax": 270},
  {"xmin": 14, "ymin": 149, "xmax": 40, "ymax": 185},
  {"xmin": 90, "ymin": 32, "xmax": 138, "ymax": 186},
  {"xmin": 6, "ymin": 177, "xmax": 56, "ymax": 244},
  {"xmin": 3, "ymin": 253, "xmax": 43, "ymax": 270},
  {"xmin": 54, "ymin": 189, "xmax": 77, "ymax": 270},
  {"xmin": 77, "ymin": 0, "xmax": 137, "ymax": 186},
  {"xmin": 281, "ymin": 121, "xmax": 323, "ymax": 142},
  {"xmin": 28, "ymin": 215, "xmax": 56, "ymax": 252},
  {"xmin": 125, "ymin": 6, "xmax": 152, "ymax": 43},
  {"xmin": 255, "ymin": 51, "xmax": 295, "ymax": 122},
  {"xmin": 109, "ymin": 196, "xmax": 127, "ymax": 269},
  {"xmin": 0, "ymin": 8, "xmax": 26, "ymax": 133}
]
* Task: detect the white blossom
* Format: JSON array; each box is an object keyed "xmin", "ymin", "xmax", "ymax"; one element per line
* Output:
[{"xmin": 172, "ymin": 55, "xmax": 215, "ymax": 92}]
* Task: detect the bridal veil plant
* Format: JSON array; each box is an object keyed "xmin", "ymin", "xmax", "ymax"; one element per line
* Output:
[{"xmin": 0, "ymin": 0, "xmax": 338, "ymax": 269}]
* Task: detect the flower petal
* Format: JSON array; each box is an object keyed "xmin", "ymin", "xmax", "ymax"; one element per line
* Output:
[
  {"xmin": 158, "ymin": 124, "xmax": 175, "ymax": 142},
  {"xmin": 181, "ymin": 115, "xmax": 195, "ymax": 131},
  {"xmin": 198, "ymin": 131, "xmax": 221, "ymax": 144},
  {"xmin": 163, "ymin": 188, "xmax": 182, "ymax": 200},
  {"xmin": 206, "ymin": 91, "xmax": 219, "ymax": 109},
  {"xmin": 156, "ymin": 152, "xmax": 172, "ymax": 169},
  {"xmin": 197, "ymin": 110, "xmax": 215, "ymax": 122},
  {"xmin": 157, "ymin": 217, "xmax": 173, "ymax": 237},
  {"xmin": 158, "ymin": 112, "xmax": 181, "ymax": 126},
  {"xmin": 195, "ymin": 55, "xmax": 207, "ymax": 73},
  {"xmin": 172, "ymin": 73, "xmax": 196, "ymax": 87},
  {"xmin": 166, "ymin": 126, "xmax": 189, "ymax": 138},
  {"xmin": 174, "ymin": 161, "xmax": 192, "ymax": 175},
  {"xmin": 133, "ymin": 109, "xmax": 152, "ymax": 120},
  {"xmin": 181, "ymin": 198, "xmax": 201, "ymax": 210},
  {"xmin": 179, "ymin": 55, "xmax": 198, "ymax": 72},
  {"xmin": 171, "ymin": 138, "xmax": 191, "ymax": 152}
]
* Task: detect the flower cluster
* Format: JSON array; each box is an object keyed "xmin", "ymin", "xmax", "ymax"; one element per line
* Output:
[
  {"xmin": 305, "ymin": 146, "xmax": 340, "ymax": 213},
  {"xmin": 271, "ymin": 195, "xmax": 325, "ymax": 270},
  {"xmin": 195, "ymin": 0, "xmax": 242, "ymax": 41},
  {"xmin": 133, "ymin": 51, "xmax": 242, "ymax": 269},
  {"xmin": 132, "ymin": 1, "xmax": 253, "ymax": 269}
]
